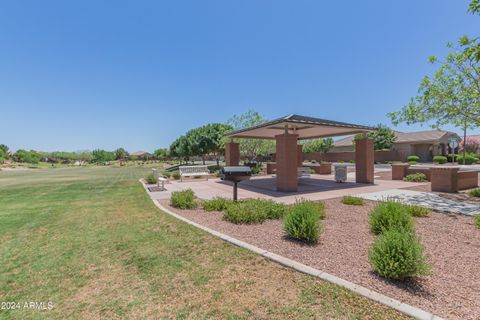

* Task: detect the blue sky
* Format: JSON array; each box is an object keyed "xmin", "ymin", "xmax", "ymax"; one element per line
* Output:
[{"xmin": 0, "ymin": 0, "xmax": 478, "ymax": 152}]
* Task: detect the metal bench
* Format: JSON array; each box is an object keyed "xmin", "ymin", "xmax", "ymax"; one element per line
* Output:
[{"xmin": 179, "ymin": 165, "xmax": 210, "ymax": 181}]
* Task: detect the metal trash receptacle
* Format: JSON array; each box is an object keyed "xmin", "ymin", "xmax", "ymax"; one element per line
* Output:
[{"xmin": 334, "ymin": 164, "xmax": 347, "ymax": 183}]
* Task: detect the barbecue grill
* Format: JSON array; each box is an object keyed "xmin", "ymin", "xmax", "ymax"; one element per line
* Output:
[{"xmin": 221, "ymin": 166, "xmax": 252, "ymax": 201}]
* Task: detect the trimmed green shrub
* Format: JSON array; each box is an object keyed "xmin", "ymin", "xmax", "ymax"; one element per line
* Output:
[
  {"xmin": 145, "ymin": 173, "xmax": 157, "ymax": 184},
  {"xmin": 447, "ymin": 154, "xmax": 458, "ymax": 162},
  {"xmin": 403, "ymin": 173, "xmax": 427, "ymax": 182},
  {"xmin": 469, "ymin": 188, "xmax": 480, "ymax": 197},
  {"xmin": 222, "ymin": 199, "xmax": 289, "ymax": 224},
  {"xmin": 341, "ymin": 195, "xmax": 364, "ymax": 206},
  {"xmin": 251, "ymin": 165, "xmax": 262, "ymax": 175},
  {"xmin": 433, "ymin": 156, "xmax": 447, "ymax": 164},
  {"xmin": 475, "ymin": 215, "xmax": 480, "ymax": 229},
  {"xmin": 223, "ymin": 201, "xmax": 268, "ymax": 224},
  {"xmin": 162, "ymin": 171, "xmax": 172, "ymax": 178},
  {"xmin": 170, "ymin": 189, "xmax": 197, "ymax": 209},
  {"xmin": 457, "ymin": 154, "xmax": 478, "ymax": 165},
  {"xmin": 172, "ymin": 171, "xmax": 181, "ymax": 180},
  {"xmin": 283, "ymin": 200, "xmax": 324, "ymax": 243},
  {"xmin": 405, "ymin": 204, "xmax": 431, "ymax": 217},
  {"xmin": 407, "ymin": 155, "xmax": 419, "ymax": 163},
  {"xmin": 369, "ymin": 229, "xmax": 430, "ymax": 280},
  {"xmin": 203, "ymin": 197, "xmax": 232, "ymax": 212},
  {"xmin": 368, "ymin": 201, "xmax": 414, "ymax": 235}
]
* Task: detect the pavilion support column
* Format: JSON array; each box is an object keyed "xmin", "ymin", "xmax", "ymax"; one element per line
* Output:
[
  {"xmin": 297, "ymin": 144, "xmax": 303, "ymax": 167},
  {"xmin": 225, "ymin": 142, "xmax": 239, "ymax": 166},
  {"xmin": 355, "ymin": 137, "xmax": 374, "ymax": 184},
  {"xmin": 276, "ymin": 133, "xmax": 299, "ymax": 192}
]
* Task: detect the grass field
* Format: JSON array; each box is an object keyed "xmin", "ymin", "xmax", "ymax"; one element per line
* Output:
[{"xmin": 0, "ymin": 166, "xmax": 408, "ymax": 319}]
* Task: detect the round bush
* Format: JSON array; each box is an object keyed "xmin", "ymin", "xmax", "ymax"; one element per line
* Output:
[
  {"xmin": 170, "ymin": 189, "xmax": 197, "ymax": 209},
  {"xmin": 171, "ymin": 171, "xmax": 181, "ymax": 180},
  {"xmin": 407, "ymin": 155, "xmax": 419, "ymax": 162},
  {"xmin": 469, "ymin": 188, "xmax": 480, "ymax": 198},
  {"xmin": 283, "ymin": 200, "xmax": 324, "ymax": 243},
  {"xmin": 456, "ymin": 154, "xmax": 478, "ymax": 164},
  {"xmin": 368, "ymin": 201, "xmax": 414, "ymax": 235},
  {"xmin": 145, "ymin": 173, "xmax": 157, "ymax": 184},
  {"xmin": 447, "ymin": 154, "xmax": 458, "ymax": 162},
  {"xmin": 433, "ymin": 156, "xmax": 447, "ymax": 164},
  {"xmin": 369, "ymin": 230, "xmax": 430, "ymax": 280}
]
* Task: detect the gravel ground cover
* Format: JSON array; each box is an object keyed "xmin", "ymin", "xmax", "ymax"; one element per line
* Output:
[{"xmin": 161, "ymin": 198, "xmax": 480, "ymax": 320}]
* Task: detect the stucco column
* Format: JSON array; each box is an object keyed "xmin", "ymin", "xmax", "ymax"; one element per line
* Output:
[
  {"xmin": 355, "ymin": 137, "xmax": 374, "ymax": 184},
  {"xmin": 225, "ymin": 142, "xmax": 239, "ymax": 166},
  {"xmin": 276, "ymin": 133, "xmax": 299, "ymax": 192},
  {"xmin": 297, "ymin": 145, "xmax": 303, "ymax": 167}
]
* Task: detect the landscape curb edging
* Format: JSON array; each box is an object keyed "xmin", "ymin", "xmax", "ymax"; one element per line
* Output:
[{"xmin": 140, "ymin": 180, "xmax": 443, "ymax": 320}]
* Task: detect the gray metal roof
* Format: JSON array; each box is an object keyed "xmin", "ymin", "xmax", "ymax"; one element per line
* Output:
[{"xmin": 226, "ymin": 114, "xmax": 375, "ymax": 140}]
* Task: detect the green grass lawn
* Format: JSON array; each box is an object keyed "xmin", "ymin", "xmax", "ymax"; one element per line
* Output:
[{"xmin": 0, "ymin": 166, "xmax": 408, "ymax": 319}]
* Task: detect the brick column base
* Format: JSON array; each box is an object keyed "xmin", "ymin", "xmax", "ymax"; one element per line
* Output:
[
  {"xmin": 355, "ymin": 138, "xmax": 374, "ymax": 184},
  {"xmin": 297, "ymin": 145, "xmax": 303, "ymax": 167},
  {"xmin": 225, "ymin": 142, "xmax": 239, "ymax": 166},
  {"xmin": 276, "ymin": 133, "xmax": 299, "ymax": 192},
  {"xmin": 392, "ymin": 164, "xmax": 410, "ymax": 180}
]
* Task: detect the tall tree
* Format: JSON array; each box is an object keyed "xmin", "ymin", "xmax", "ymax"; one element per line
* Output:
[
  {"xmin": 355, "ymin": 125, "xmax": 397, "ymax": 151},
  {"xmin": 226, "ymin": 110, "xmax": 275, "ymax": 162},
  {"xmin": 388, "ymin": 1, "xmax": 480, "ymax": 163},
  {"xmin": 302, "ymin": 138, "xmax": 333, "ymax": 154},
  {"xmin": 114, "ymin": 148, "xmax": 129, "ymax": 161},
  {"xmin": 92, "ymin": 149, "xmax": 115, "ymax": 163},
  {"xmin": 153, "ymin": 148, "xmax": 169, "ymax": 160}
]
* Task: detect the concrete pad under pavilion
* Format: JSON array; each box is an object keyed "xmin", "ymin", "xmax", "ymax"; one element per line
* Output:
[{"xmin": 224, "ymin": 114, "xmax": 377, "ymax": 192}]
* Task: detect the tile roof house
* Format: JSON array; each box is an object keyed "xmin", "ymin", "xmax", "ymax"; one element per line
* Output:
[
  {"xmin": 331, "ymin": 130, "xmax": 461, "ymax": 162},
  {"xmin": 130, "ymin": 151, "xmax": 153, "ymax": 159}
]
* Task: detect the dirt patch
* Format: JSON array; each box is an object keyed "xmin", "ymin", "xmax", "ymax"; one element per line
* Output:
[{"xmin": 161, "ymin": 198, "xmax": 480, "ymax": 320}]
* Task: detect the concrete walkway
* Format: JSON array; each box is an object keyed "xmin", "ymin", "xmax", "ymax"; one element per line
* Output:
[{"xmin": 356, "ymin": 189, "xmax": 480, "ymax": 216}]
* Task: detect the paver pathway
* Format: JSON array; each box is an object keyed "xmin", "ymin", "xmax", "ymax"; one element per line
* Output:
[{"xmin": 356, "ymin": 189, "xmax": 480, "ymax": 216}]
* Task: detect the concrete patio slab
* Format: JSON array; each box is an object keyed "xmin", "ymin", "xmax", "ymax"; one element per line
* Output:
[
  {"xmin": 148, "ymin": 173, "xmax": 428, "ymax": 205},
  {"xmin": 356, "ymin": 189, "xmax": 480, "ymax": 216}
]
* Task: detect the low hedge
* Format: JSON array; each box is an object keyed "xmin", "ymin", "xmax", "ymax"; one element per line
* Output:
[
  {"xmin": 433, "ymin": 156, "xmax": 447, "ymax": 164},
  {"xmin": 405, "ymin": 204, "xmax": 431, "ymax": 217},
  {"xmin": 456, "ymin": 154, "xmax": 478, "ymax": 165},
  {"xmin": 341, "ymin": 195, "xmax": 364, "ymax": 206},
  {"xmin": 170, "ymin": 189, "xmax": 197, "ymax": 209},
  {"xmin": 407, "ymin": 155, "xmax": 419, "ymax": 163},
  {"xmin": 203, "ymin": 197, "xmax": 232, "ymax": 212},
  {"xmin": 369, "ymin": 229, "xmax": 430, "ymax": 280},
  {"xmin": 368, "ymin": 201, "xmax": 414, "ymax": 235},
  {"xmin": 403, "ymin": 173, "xmax": 427, "ymax": 182},
  {"xmin": 475, "ymin": 215, "xmax": 480, "ymax": 229},
  {"xmin": 222, "ymin": 199, "xmax": 289, "ymax": 224}
]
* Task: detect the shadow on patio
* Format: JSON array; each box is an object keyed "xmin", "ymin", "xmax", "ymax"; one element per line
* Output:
[{"xmin": 216, "ymin": 175, "xmax": 379, "ymax": 198}]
